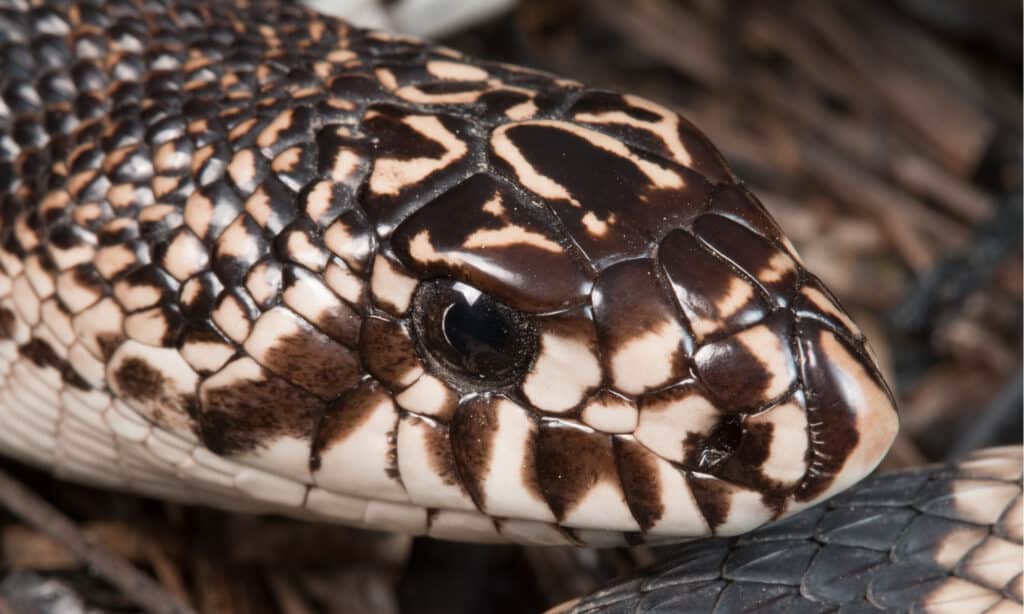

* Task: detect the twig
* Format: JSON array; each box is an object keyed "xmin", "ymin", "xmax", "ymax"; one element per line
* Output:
[
  {"xmin": 949, "ymin": 367, "xmax": 1024, "ymax": 459},
  {"xmin": 265, "ymin": 571, "xmax": 315, "ymax": 614},
  {"xmin": 888, "ymin": 193, "xmax": 1023, "ymax": 334},
  {"xmin": 587, "ymin": 0, "xmax": 728, "ymax": 87},
  {"xmin": 742, "ymin": 7, "xmax": 874, "ymax": 111},
  {"xmin": 191, "ymin": 541, "xmax": 237, "ymax": 614},
  {"xmin": 144, "ymin": 540, "xmax": 192, "ymax": 606},
  {"xmin": 0, "ymin": 595, "xmax": 16, "ymax": 614},
  {"xmin": 0, "ymin": 468, "xmax": 196, "ymax": 614},
  {"xmin": 795, "ymin": 0, "xmax": 994, "ymax": 175},
  {"xmin": 749, "ymin": 70, "xmax": 995, "ymax": 224}
]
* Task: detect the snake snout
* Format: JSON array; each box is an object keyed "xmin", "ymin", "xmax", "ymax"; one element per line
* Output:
[
  {"xmin": 535, "ymin": 205, "xmax": 903, "ymax": 538},
  {"xmin": 377, "ymin": 145, "xmax": 901, "ymax": 541}
]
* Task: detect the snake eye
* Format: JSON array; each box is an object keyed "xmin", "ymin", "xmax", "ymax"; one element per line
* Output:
[{"xmin": 412, "ymin": 280, "xmax": 537, "ymax": 387}]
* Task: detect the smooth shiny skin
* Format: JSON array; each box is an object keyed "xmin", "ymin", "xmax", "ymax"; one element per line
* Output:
[
  {"xmin": 440, "ymin": 285, "xmax": 519, "ymax": 377},
  {"xmin": 413, "ymin": 279, "xmax": 536, "ymax": 385}
]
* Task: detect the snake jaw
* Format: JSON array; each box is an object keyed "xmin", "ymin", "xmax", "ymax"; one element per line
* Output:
[{"xmin": 790, "ymin": 322, "xmax": 900, "ymax": 511}]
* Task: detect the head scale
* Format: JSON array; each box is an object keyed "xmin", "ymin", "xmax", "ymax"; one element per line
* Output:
[
  {"xmin": 89, "ymin": 37, "xmax": 896, "ymax": 545},
  {"xmin": 351, "ymin": 96, "xmax": 899, "ymax": 541}
]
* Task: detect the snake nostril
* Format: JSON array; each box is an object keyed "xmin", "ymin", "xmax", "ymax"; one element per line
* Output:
[
  {"xmin": 412, "ymin": 279, "xmax": 538, "ymax": 387},
  {"xmin": 693, "ymin": 415, "xmax": 743, "ymax": 473}
]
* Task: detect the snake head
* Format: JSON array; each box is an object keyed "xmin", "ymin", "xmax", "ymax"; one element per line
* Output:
[
  {"xmin": 72, "ymin": 47, "xmax": 896, "ymax": 545},
  {"xmin": 372, "ymin": 96, "xmax": 898, "ymax": 543},
  {"xmin": 0, "ymin": 0, "xmax": 904, "ymax": 555}
]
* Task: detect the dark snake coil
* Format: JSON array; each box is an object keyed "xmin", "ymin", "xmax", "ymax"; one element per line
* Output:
[{"xmin": 561, "ymin": 446, "xmax": 1022, "ymax": 613}]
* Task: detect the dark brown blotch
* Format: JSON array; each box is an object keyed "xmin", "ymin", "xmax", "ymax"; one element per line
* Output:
[
  {"xmin": 592, "ymin": 258, "xmax": 691, "ymax": 378},
  {"xmin": 449, "ymin": 397, "xmax": 499, "ymax": 510},
  {"xmin": 261, "ymin": 324, "xmax": 362, "ymax": 400},
  {"xmin": 314, "ymin": 300, "xmax": 361, "ymax": 349},
  {"xmin": 694, "ymin": 315, "xmax": 795, "ymax": 412},
  {"xmin": 734, "ymin": 420, "xmax": 773, "ymax": 469},
  {"xmin": 614, "ymin": 437, "xmax": 664, "ymax": 531},
  {"xmin": 96, "ymin": 332, "xmax": 125, "ymax": 361},
  {"xmin": 19, "ymin": 338, "xmax": 90, "ymax": 390},
  {"xmin": 713, "ymin": 419, "xmax": 793, "ymax": 515},
  {"xmin": 359, "ymin": 316, "xmax": 421, "ymax": 390},
  {"xmin": 686, "ymin": 473, "xmax": 732, "ymax": 531},
  {"xmin": 113, "ymin": 356, "xmax": 165, "ymax": 401},
  {"xmin": 659, "ymin": 229, "xmax": 767, "ymax": 339},
  {"xmin": 693, "ymin": 214, "xmax": 797, "ymax": 303},
  {"xmin": 111, "ymin": 355, "xmax": 199, "ymax": 427},
  {"xmin": 312, "ymin": 380, "xmax": 392, "ymax": 468},
  {"xmin": 414, "ymin": 414, "xmax": 464, "ymax": 490},
  {"xmin": 0, "ymin": 307, "xmax": 16, "ymax": 339},
  {"xmin": 593, "ymin": 259, "xmax": 674, "ymax": 342},
  {"xmin": 568, "ymin": 90, "xmax": 734, "ymax": 184},
  {"xmin": 200, "ymin": 363, "xmax": 324, "ymax": 455},
  {"xmin": 520, "ymin": 420, "xmax": 544, "ymax": 506},
  {"xmin": 534, "ymin": 421, "xmax": 618, "ymax": 521},
  {"xmin": 695, "ymin": 339, "xmax": 771, "ymax": 410},
  {"xmin": 495, "ymin": 122, "xmax": 713, "ymax": 268}
]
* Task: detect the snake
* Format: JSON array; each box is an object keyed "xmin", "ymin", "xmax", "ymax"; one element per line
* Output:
[
  {"xmin": 558, "ymin": 446, "xmax": 1023, "ymax": 613},
  {"xmin": 2, "ymin": 0, "xmax": 981, "ymax": 589}
]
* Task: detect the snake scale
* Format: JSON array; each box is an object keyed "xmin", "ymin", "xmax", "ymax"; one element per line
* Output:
[
  {"xmin": 0, "ymin": 0, "xmax": 1011, "ymax": 610},
  {"xmin": 560, "ymin": 446, "xmax": 1022, "ymax": 613}
]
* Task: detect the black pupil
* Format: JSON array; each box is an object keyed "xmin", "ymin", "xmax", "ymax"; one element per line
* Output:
[
  {"xmin": 412, "ymin": 279, "xmax": 536, "ymax": 387},
  {"xmin": 441, "ymin": 284, "xmax": 517, "ymax": 378}
]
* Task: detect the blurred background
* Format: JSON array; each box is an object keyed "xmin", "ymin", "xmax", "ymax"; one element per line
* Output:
[{"xmin": 1, "ymin": 1, "xmax": 1020, "ymax": 612}]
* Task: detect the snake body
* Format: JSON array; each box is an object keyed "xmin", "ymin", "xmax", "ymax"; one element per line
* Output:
[
  {"xmin": 561, "ymin": 446, "xmax": 1023, "ymax": 613},
  {"xmin": 0, "ymin": 0, "xmax": 900, "ymax": 547}
]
